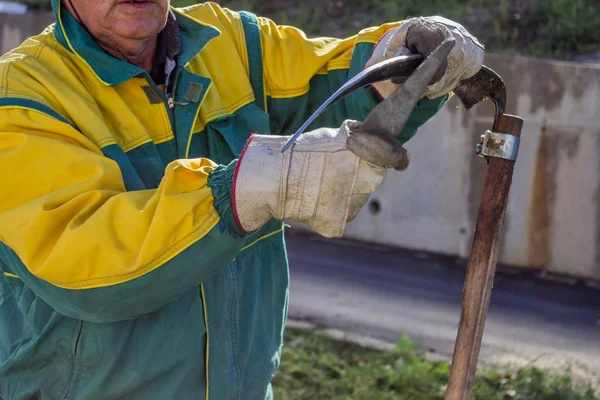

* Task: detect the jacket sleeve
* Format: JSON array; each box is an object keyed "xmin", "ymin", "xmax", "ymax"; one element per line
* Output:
[
  {"xmin": 0, "ymin": 107, "xmax": 247, "ymax": 323},
  {"xmin": 255, "ymin": 16, "xmax": 448, "ymax": 143}
]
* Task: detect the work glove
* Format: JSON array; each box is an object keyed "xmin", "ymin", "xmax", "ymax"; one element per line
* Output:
[
  {"xmin": 366, "ymin": 16, "xmax": 485, "ymax": 99},
  {"xmin": 233, "ymin": 120, "xmax": 407, "ymax": 238}
]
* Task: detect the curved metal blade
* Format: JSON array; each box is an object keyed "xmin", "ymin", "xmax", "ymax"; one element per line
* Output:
[
  {"xmin": 359, "ymin": 37, "xmax": 455, "ymax": 137},
  {"xmin": 453, "ymin": 65, "xmax": 506, "ymax": 128},
  {"xmin": 280, "ymin": 53, "xmax": 423, "ymax": 153}
]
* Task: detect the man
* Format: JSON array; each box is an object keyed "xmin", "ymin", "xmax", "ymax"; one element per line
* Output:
[{"xmin": 0, "ymin": 0, "xmax": 483, "ymax": 398}]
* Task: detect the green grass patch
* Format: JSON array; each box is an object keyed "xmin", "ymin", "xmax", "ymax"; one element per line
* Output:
[{"xmin": 273, "ymin": 328, "xmax": 598, "ymax": 400}]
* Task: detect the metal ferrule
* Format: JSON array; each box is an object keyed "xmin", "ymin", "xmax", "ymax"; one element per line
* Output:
[{"xmin": 476, "ymin": 130, "xmax": 520, "ymax": 161}]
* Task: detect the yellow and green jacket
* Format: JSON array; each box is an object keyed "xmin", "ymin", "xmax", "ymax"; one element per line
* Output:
[{"xmin": 0, "ymin": 1, "xmax": 447, "ymax": 399}]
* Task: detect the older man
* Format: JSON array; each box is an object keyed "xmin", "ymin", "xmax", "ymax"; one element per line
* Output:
[{"xmin": 0, "ymin": 1, "xmax": 483, "ymax": 399}]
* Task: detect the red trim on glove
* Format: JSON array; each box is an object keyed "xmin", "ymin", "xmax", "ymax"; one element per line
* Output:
[
  {"xmin": 371, "ymin": 81, "xmax": 386, "ymax": 101},
  {"xmin": 232, "ymin": 134, "xmax": 256, "ymax": 233},
  {"xmin": 370, "ymin": 28, "xmax": 394, "ymax": 59},
  {"xmin": 367, "ymin": 28, "xmax": 397, "ymax": 100}
]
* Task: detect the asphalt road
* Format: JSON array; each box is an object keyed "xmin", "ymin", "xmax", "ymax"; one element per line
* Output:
[{"xmin": 285, "ymin": 233, "xmax": 600, "ymax": 379}]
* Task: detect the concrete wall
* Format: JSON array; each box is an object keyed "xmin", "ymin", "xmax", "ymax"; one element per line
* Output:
[
  {"xmin": 2, "ymin": 13, "xmax": 599, "ymax": 280},
  {"xmin": 343, "ymin": 56, "xmax": 600, "ymax": 281},
  {"xmin": 1, "ymin": 12, "xmax": 54, "ymax": 54}
]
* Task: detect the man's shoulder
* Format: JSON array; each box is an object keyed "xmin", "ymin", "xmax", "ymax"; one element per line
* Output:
[
  {"xmin": 0, "ymin": 24, "xmax": 66, "ymax": 68},
  {"xmin": 0, "ymin": 25, "xmax": 73, "ymax": 92},
  {"xmin": 176, "ymin": 2, "xmax": 245, "ymax": 41},
  {"xmin": 0, "ymin": 25, "xmax": 78, "ymax": 117},
  {"xmin": 177, "ymin": 1, "xmax": 239, "ymax": 20}
]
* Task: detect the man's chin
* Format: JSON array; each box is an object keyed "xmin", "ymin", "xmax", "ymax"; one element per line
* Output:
[{"xmin": 114, "ymin": 22, "xmax": 163, "ymax": 41}]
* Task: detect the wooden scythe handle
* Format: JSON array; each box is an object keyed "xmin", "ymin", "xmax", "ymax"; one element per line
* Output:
[{"xmin": 445, "ymin": 114, "xmax": 524, "ymax": 400}]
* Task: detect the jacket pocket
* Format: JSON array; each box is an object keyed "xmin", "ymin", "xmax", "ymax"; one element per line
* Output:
[
  {"xmin": 211, "ymin": 103, "xmax": 271, "ymax": 159},
  {"xmin": 62, "ymin": 320, "xmax": 84, "ymax": 400},
  {"xmin": 126, "ymin": 143, "xmax": 167, "ymax": 189}
]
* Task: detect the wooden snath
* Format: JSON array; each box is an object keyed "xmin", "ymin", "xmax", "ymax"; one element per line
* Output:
[{"xmin": 445, "ymin": 114, "xmax": 524, "ymax": 400}]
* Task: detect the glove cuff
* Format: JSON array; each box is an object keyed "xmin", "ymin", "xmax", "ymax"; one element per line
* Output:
[
  {"xmin": 208, "ymin": 160, "xmax": 251, "ymax": 238},
  {"xmin": 232, "ymin": 134, "xmax": 256, "ymax": 232},
  {"xmin": 233, "ymin": 134, "xmax": 287, "ymax": 233}
]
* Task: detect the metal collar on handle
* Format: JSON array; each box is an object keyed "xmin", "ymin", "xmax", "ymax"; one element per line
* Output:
[{"xmin": 475, "ymin": 130, "xmax": 520, "ymax": 161}]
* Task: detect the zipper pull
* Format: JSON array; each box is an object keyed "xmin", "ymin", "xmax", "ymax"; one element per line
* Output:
[{"xmin": 168, "ymin": 94, "xmax": 189, "ymax": 108}]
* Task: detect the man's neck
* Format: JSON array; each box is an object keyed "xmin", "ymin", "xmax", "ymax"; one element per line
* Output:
[
  {"xmin": 96, "ymin": 37, "xmax": 158, "ymax": 72},
  {"xmin": 63, "ymin": 0, "xmax": 159, "ymax": 72}
]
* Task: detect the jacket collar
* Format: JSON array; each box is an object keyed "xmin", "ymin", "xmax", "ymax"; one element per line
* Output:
[{"xmin": 51, "ymin": 0, "xmax": 220, "ymax": 86}]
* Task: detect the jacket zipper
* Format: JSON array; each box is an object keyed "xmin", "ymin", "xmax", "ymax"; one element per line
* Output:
[
  {"xmin": 148, "ymin": 70, "xmax": 209, "ymax": 398},
  {"xmin": 146, "ymin": 68, "xmax": 188, "ymax": 153},
  {"xmin": 146, "ymin": 76, "xmax": 177, "ymax": 135}
]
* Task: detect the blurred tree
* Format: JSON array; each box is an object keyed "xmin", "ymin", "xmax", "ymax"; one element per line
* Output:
[{"xmin": 8, "ymin": 0, "xmax": 600, "ymax": 59}]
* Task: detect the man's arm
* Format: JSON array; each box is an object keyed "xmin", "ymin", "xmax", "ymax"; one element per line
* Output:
[
  {"xmin": 0, "ymin": 107, "xmax": 246, "ymax": 323},
  {"xmin": 255, "ymin": 17, "xmax": 448, "ymax": 143}
]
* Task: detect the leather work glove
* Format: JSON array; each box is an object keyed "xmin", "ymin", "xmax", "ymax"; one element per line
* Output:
[
  {"xmin": 366, "ymin": 16, "xmax": 485, "ymax": 99},
  {"xmin": 233, "ymin": 120, "xmax": 407, "ymax": 238}
]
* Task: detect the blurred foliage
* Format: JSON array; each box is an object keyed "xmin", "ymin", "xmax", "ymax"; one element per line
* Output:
[
  {"xmin": 19, "ymin": 0, "xmax": 600, "ymax": 59},
  {"xmin": 273, "ymin": 328, "xmax": 598, "ymax": 400}
]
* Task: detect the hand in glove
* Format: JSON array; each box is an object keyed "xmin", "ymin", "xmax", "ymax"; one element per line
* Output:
[
  {"xmin": 366, "ymin": 16, "xmax": 485, "ymax": 99},
  {"xmin": 233, "ymin": 121, "xmax": 408, "ymax": 238}
]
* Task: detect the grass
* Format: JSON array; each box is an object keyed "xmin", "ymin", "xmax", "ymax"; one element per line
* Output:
[{"xmin": 273, "ymin": 328, "xmax": 598, "ymax": 400}]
